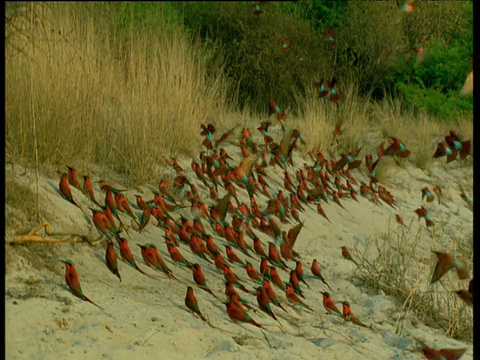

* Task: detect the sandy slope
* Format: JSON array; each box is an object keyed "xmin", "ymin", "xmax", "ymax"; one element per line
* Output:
[{"xmin": 5, "ymin": 133, "xmax": 473, "ymax": 360}]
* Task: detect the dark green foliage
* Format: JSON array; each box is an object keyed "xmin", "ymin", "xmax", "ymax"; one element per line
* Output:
[
  {"xmin": 92, "ymin": 1, "xmax": 472, "ymax": 119},
  {"xmin": 177, "ymin": 2, "xmax": 340, "ymax": 112}
]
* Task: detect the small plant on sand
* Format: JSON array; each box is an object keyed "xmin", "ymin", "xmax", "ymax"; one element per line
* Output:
[{"xmin": 352, "ymin": 217, "xmax": 472, "ymax": 341}]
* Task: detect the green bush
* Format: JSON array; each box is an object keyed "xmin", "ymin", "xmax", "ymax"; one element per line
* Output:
[{"xmin": 177, "ymin": 2, "xmax": 337, "ymax": 112}]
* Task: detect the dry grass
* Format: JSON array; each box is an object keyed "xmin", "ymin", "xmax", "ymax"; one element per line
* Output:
[
  {"xmin": 291, "ymin": 81, "xmax": 472, "ymax": 177},
  {"xmin": 352, "ymin": 218, "xmax": 473, "ymax": 341},
  {"xmin": 6, "ymin": 3, "xmax": 231, "ymax": 185}
]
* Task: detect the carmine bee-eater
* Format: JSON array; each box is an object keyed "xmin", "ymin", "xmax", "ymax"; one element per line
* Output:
[
  {"xmin": 191, "ymin": 263, "xmax": 217, "ymax": 298},
  {"xmin": 322, "ymin": 292, "xmax": 342, "ymax": 316},
  {"xmin": 268, "ymin": 266, "xmax": 286, "ymax": 291},
  {"xmin": 115, "ymin": 236, "xmax": 148, "ymax": 275},
  {"xmin": 225, "ymin": 299, "xmax": 262, "ymax": 328},
  {"xmin": 289, "ymin": 270, "xmax": 305, "ymax": 298},
  {"xmin": 114, "ymin": 191, "xmax": 139, "ymax": 225},
  {"xmin": 421, "ymin": 187, "xmax": 435, "ymax": 203},
  {"xmin": 245, "ymin": 261, "xmax": 263, "ymax": 284},
  {"xmin": 263, "ymin": 279, "xmax": 288, "ymax": 313},
  {"xmin": 105, "ymin": 241, "xmax": 121, "ymax": 281},
  {"xmin": 341, "ymin": 301, "xmax": 369, "ymax": 328},
  {"xmin": 311, "ymin": 259, "xmax": 332, "ymax": 290},
  {"xmin": 395, "ymin": 214, "xmax": 406, "ymax": 227},
  {"xmin": 420, "ymin": 342, "xmax": 466, "ymax": 360},
  {"xmin": 256, "ymin": 286, "xmax": 277, "ymax": 320},
  {"xmin": 138, "ymin": 207, "xmax": 152, "ymax": 233},
  {"xmin": 223, "ymin": 264, "xmax": 249, "ymax": 293},
  {"xmin": 316, "ymin": 203, "xmax": 331, "ymax": 223},
  {"xmin": 225, "ymin": 245, "xmax": 246, "ymax": 268},
  {"xmin": 66, "ymin": 165, "xmax": 81, "ymax": 190},
  {"xmin": 59, "ymin": 173, "xmax": 81, "ymax": 208},
  {"xmin": 83, "ymin": 175, "xmax": 100, "ymax": 206},
  {"xmin": 341, "ymin": 246, "xmax": 359, "ymax": 266},
  {"xmin": 285, "ymin": 283, "xmax": 313, "ymax": 311},
  {"xmin": 294, "ymin": 261, "xmax": 310, "ymax": 288},
  {"xmin": 185, "ymin": 286, "xmax": 207, "ymax": 321},
  {"xmin": 430, "ymin": 251, "xmax": 469, "ymax": 284},
  {"xmin": 64, "ymin": 260, "xmax": 103, "ymax": 309},
  {"xmin": 90, "ymin": 208, "xmax": 116, "ymax": 240},
  {"xmin": 453, "ymin": 289, "xmax": 472, "ymax": 307},
  {"xmin": 165, "ymin": 240, "xmax": 191, "ymax": 267}
]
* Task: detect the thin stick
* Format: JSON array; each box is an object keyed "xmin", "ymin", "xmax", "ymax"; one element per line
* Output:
[{"xmin": 30, "ymin": 3, "xmax": 41, "ymax": 224}]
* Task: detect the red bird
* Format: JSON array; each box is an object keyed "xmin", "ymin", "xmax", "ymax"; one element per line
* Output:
[
  {"xmin": 64, "ymin": 260, "xmax": 103, "ymax": 309},
  {"xmin": 245, "ymin": 261, "xmax": 263, "ymax": 284},
  {"xmin": 420, "ymin": 343, "xmax": 466, "ymax": 360},
  {"xmin": 285, "ymin": 283, "xmax": 313, "ymax": 311},
  {"xmin": 341, "ymin": 301, "xmax": 369, "ymax": 328},
  {"xmin": 256, "ymin": 286, "xmax": 277, "ymax": 320},
  {"xmin": 430, "ymin": 251, "xmax": 469, "ymax": 284},
  {"xmin": 454, "ymin": 289, "xmax": 472, "ymax": 307},
  {"xmin": 322, "ymin": 291, "xmax": 342, "ymax": 316},
  {"xmin": 105, "ymin": 241, "xmax": 121, "ymax": 281},
  {"xmin": 311, "ymin": 259, "xmax": 332, "ymax": 290},
  {"xmin": 116, "ymin": 236, "xmax": 148, "ymax": 275},
  {"xmin": 59, "ymin": 173, "xmax": 81, "ymax": 208},
  {"xmin": 191, "ymin": 263, "xmax": 217, "ymax": 298},
  {"xmin": 185, "ymin": 286, "xmax": 207, "ymax": 321},
  {"xmin": 66, "ymin": 165, "xmax": 81, "ymax": 190},
  {"xmin": 83, "ymin": 175, "xmax": 100, "ymax": 206},
  {"xmin": 341, "ymin": 246, "xmax": 359, "ymax": 266},
  {"xmin": 263, "ymin": 279, "xmax": 288, "ymax": 313},
  {"xmin": 225, "ymin": 299, "xmax": 262, "ymax": 328}
]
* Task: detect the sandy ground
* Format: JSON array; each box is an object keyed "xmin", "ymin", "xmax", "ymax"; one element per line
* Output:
[{"xmin": 5, "ymin": 129, "xmax": 473, "ymax": 360}]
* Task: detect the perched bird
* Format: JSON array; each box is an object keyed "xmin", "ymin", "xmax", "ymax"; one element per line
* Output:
[
  {"xmin": 341, "ymin": 301, "xmax": 369, "ymax": 328},
  {"xmin": 225, "ymin": 299, "xmax": 262, "ymax": 328},
  {"xmin": 285, "ymin": 283, "xmax": 314, "ymax": 311},
  {"xmin": 105, "ymin": 241, "xmax": 121, "ymax": 281},
  {"xmin": 223, "ymin": 264, "xmax": 249, "ymax": 293},
  {"xmin": 225, "ymin": 245, "xmax": 246, "ymax": 268},
  {"xmin": 256, "ymin": 286, "xmax": 277, "ymax": 320},
  {"xmin": 185, "ymin": 286, "xmax": 207, "ymax": 321},
  {"xmin": 90, "ymin": 208, "xmax": 116, "ymax": 240},
  {"xmin": 430, "ymin": 251, "xmax": 469, "ymax": 284},
  {"xmin": 83, "ymin": 175, "xmax": 100, "ymax": 206},
  {"xmin": 138, "ymin": 207, "xmax": 152, "ymax": 233},
  {"xmin": 116, "ymin": 236, "xmax": 148, "ymax": 275},
  {"xmin": 395, "ymin": 214, "xmax": 406, "ymax": 227},
  {"xmin": 190, "ymin": 263, "xmax": 217, "ymax": 297},
  {"xmin": 64, "ymin": 260, "xmax": 103, "ymax": 309},
  {"xmin": 165, "ymin": 240, "xmax": 191, "ymax": 267},
  {"xmin": 454, "ymin": 289, "xmax": 472, "ymax": 307},
  {"xmin": 422, "ymin": 187, "xmax": 435, "ymax": 203},
  {"xmin": 245, "ymin": 261, "xmax": 263, "ymax": 284},
  {"xmin": 66, "ymin": 165, "xmax": 81, "ymax": 190},
  {"xmin": 341, "ymin": 246, "xmax": 359, "ymax": 266},
  {"xmin": 294, "ymin": 261, "xmax": 310, "ymax": 288},
  {"xmin": 322, "ymin": 292, "xmax": 342, "ymax": 316},
  {"xmin": 311, "ymin": 259, "xmax": 332, "ymax": 289},
  {"xmin": 263, "ymin": 279, "xmax": 288, "ymax": 313},
  {"xmin": 420, "ymin": 342, "xmax": 466, "ymax": 360},
  {"xmin": 59, "ymin": 173, "xmax": 81, "ymax": 208}
]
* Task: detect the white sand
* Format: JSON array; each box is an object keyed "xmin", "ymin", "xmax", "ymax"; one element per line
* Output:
[{"xmin": 5, "ymin": 132, "xmax": 473, "ymax": 360}]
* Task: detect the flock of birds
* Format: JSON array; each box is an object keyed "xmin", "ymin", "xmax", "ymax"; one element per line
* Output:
[
  {"xmin": 51, "ymin": 2, "xmax": 475, "ymax": 359},
  {"xmin": 57, "ymin": 111, "xmax": 472, "ymax": 358}
]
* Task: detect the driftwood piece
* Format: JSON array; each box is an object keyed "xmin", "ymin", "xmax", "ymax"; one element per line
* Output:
[{"xmin": 8, "ymin": 221, "xmax": 100, "ymax": 245}]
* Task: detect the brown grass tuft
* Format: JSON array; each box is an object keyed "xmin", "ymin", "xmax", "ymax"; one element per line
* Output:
[{"xmin": 6, "ymin": 3, "xmax": 231, "ymax": 185}]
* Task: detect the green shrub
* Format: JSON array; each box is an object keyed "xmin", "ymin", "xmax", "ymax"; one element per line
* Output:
[{"xmin": 177, "ymin": 2, "xmax": 337, "ymax": 112}]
